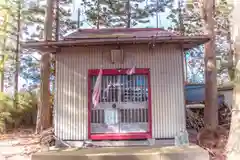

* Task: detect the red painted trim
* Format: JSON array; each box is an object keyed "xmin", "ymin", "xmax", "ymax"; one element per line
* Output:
[
  {"xmin": 88, "ymin": 68, "xmax": 149, "ymax": 76},
  {"xmin": 87, "ymin": 68, "xmax": 152, "ymax": 140},
  {"xmin": 147, "ymin": 71, "xmax": 152, "ymax": 138},
  {"xmin": 90, "ymin": 133, "xmax": 151, "ymax": 140},
  {"xmin": 88, "ymin": 73, "xmax": 92, "ymax": 139}
]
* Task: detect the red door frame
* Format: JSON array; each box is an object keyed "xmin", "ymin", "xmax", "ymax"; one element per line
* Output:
[{"xmin": 88, "ymin": 68, "xmax": 152, "ymax": 140}]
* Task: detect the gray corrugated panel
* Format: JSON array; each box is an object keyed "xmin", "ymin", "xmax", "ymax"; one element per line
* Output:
[{"xmin": 54, "ymin": 44, "xmax": 185, "ymax": 140}]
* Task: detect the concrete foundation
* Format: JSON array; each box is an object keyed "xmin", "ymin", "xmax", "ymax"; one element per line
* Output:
[{"xmin": 31, "ymin": 145, "xmax": 209, "ymax": 160}]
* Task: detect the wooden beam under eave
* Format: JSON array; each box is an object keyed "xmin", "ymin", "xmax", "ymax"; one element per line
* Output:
[
  {"xmin": 22, "ymin": 48, "xmax": 57, "ymax": 54},
  {"xmin": 183, "ymin": 43, "xmax": 202, "ymax": 50},
  {"xmin": 35, "ymin": 47, "xmax": 57, "ymax": 54}
]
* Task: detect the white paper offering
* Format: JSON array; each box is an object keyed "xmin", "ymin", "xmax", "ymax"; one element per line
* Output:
[{"xmin": 104, "ymin": 109, "xmax": 118, "ymax": 125}]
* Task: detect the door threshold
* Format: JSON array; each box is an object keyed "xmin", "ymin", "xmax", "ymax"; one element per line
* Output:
[{"xmin": 90, "ymin": 133, "xmax": 151, "ymax": 140}]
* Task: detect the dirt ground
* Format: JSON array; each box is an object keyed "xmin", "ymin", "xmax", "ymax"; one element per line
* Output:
[
  {"xmin": 0, "ymin": 128, "xmax": 226, "ymax": 160},
  {"xmin": 0, "ymin": 128, "xmax": 41, "ymax": 160}
]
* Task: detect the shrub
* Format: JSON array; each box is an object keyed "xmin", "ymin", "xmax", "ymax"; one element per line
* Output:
[{"xmin": 0, "ymin": 91, "xmax": 38, "ymax": 133}]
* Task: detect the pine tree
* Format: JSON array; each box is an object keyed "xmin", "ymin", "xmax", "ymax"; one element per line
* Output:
[
  {"xmin": 167, "ymin": 0, "xmax": 232, "ymax": 37},
  {"xmin": 0, "ymin": 0, "xmax": 10, "ymax": 92},
  {"xmin": 23, "ymin": 0, "xmax": 77, "ymax": 41},
  {"xmin": 167, "ymin": 0, "xmax": 232, "ymax": 127},
  {"xmin": 147, "ymin": 0, "xmax": 173, "ymax": 28},
  {"xmin": 0, "ymin": 0, "xmax": 23, "ymax": 95},
  {"xmin": 54, "ymin": 0, "xmax": 78, "ymax": 39},
  {"xmin": 167, "ymin": 0, "xmax": 204, "ymax": 35},
  {"xmin": 0, "ymin": 0, "xmax": 77, "ymax": 131},
  {"xmin": 167, "ymin": 0, "xmax": 232, "ymax": 84},
  {"xmin": 20, "ymin": 0, "xmax": 77, "ymax": 90},
  {"xmin": 21, "ymin": 0, "xmax": 77, "ymax": 133},
  {"xmin": 81, "ymin": 0, "xmax": 154, "ymax": 28}
]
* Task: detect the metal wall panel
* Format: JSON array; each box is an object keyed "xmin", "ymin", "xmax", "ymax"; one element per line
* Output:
[{"xmin": 54, "ymin": 44, "xmax": 185, "ymax": 140}]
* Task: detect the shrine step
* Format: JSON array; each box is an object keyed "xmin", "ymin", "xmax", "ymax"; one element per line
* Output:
[{"xmin": 32, "ymin": 145, "xmax": 210, "ymax": 160}]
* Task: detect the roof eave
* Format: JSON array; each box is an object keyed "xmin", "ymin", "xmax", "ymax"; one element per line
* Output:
[{"xmin": 21, "ymin": 36, "xmax": 210, "ymax": 53}]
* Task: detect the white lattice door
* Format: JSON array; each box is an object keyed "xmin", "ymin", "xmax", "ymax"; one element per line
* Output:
[{"xmin": 90, "ymin": 72, "xmax": 149, "ymax": 137}]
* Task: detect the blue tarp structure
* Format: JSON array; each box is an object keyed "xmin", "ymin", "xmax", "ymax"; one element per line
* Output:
[{"xmin": 185, "ymin": 84, "xmax": 224, "ymax": 105}]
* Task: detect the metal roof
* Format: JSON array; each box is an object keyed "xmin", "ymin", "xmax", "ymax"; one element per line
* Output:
[
  {"xmin": 21, "ymin": 28, "xmax": 210, "ymax": 53},
  {"xmin": 64, "ymin": 28, "xmax": 179, "ymax": 39}
]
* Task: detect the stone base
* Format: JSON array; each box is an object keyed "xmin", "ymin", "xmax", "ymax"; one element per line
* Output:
[
  {"xmin": 32, "ymin": 145, "xmax": 209, "ymax": 160},
  {"xmin": 55, "ymin": 139, "xmax": 175, "ymax": 148}
]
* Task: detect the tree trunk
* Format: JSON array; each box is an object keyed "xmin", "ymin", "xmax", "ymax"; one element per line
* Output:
[
  {"xmin": 178, "ymin": 0, "xmax": 184, "ymax": 35},
  {"xmin": 126, "ymin": 0, "xmax": 131, "ymax": 28},
  {"xmin": 44, "ymin": 0, "xmax": 54, "ymax": 41},
  {"xmin": 227, "ymin": 20, "xmax": 234, "ymax": 80},
  {"xmin": 227, "ymin": 6, "xmax": 240, "ymax": 157},
  {"xmin": 97, "ymin": 0, "xmax": 100, "ymax": 29},
  {"xmin": 0, "ymin": 55, "xmax": 4, "ymax": 92},
  {"xmin": 0, "ymin": 12, "xmax": 7, "ymax": 93},
  {"xmin": 35, "ymin": 0, "xmax": 53, "ymax": 133},
  {"xmin": 55, "ymin": 0, "xmax": 59, "ymax": 41},
  {"xmin": 227, "ymin": 77, "xmax": 240, "ymax": 159},
  {"xmin": 0, "ymin": 0, "xmax": 10, "ymax": 93},
  {"xmin": 14, "ymin": 0, "xmax": 21, "ymax": 109},
  {"xmin": 203, "ymin": 0, "xmax": 218, "ymax": 127},
  {"xmin": 156, "ymin": 0, "xmax": 159, "ymax": 28}
]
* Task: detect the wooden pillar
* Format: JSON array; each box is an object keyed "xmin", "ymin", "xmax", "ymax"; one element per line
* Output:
[{"xmin": 40, "ymin": 53, "xmax": 51, "ymax": 130}]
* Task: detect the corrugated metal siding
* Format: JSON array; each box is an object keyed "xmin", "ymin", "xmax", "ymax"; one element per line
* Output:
[{"xmin": 54, "ymin": 44, "xmax": 185, "ymax": 140}]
